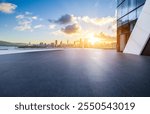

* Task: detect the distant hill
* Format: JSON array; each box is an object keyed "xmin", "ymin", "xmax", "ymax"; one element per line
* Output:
[{"xmin": 0, "ymin": 41, "xmax": 26, "ymax": 46}]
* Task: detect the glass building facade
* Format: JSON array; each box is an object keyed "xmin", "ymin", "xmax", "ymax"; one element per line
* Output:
[{"xmin": 117, "ymin": 0, "xmax": 146, "ymax": 52}]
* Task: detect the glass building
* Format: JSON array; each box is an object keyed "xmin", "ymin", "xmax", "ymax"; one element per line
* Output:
[{"xmin": 117, "ymin": 0, "xmax": 146, "ymax": 52}]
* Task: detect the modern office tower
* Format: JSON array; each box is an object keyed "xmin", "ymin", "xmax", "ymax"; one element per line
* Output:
[
  {"xmin": 55, "ymin": 40, "xmax": 58, "ymax": 47},
  {"xmin": 60, "ymin": 41, "xmax": 62, "ymax": 47},
  {"xmin": 84, "ymin": 39, "xmax": 88, "ymax": 48},
  {"xmin": 67, "ymin": 40, "xmax": 69, "ymax": 45},
  {"xmin": 117, "ymin": 0, "xmax": 150, "ymax": 55},
  {"xmin": 80, "ymin": 38, "xmax": 83, "ymax": 48}
]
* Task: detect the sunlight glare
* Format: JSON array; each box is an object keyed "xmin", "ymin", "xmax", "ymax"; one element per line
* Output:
[{"xmin": 88, "ymin": 35, "xmax": 101, "ymax": 45}]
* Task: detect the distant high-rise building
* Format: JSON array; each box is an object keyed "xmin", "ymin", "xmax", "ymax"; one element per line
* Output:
[
  {"xmin": 80, "ymin": 38, "xmax": 83, "ymax": 48},
  {"xmin": 28, "ymin": 42, "xmax": 31, "ymax": 46},
  {"xmin": 67, "ymin": 40, "xmax": 69, "ymax": 45},
  {"xmin": 60, "ymin": 41, "xmax": 62, "ymax": 47},
  {"xmin": 51, "ymin": 43, "xmax": 55, "ymax": 48},
  {"xmin": 74, "ymin": 41, "xmax": 76, "ymax": 47},
  {"xmin": 84, "ymin": 39, "xmax": 88, "ymax": 48},
  {"xmin": 39, "ymin": 42, "xmax": 44, "ymax": 46},
  {"xmin": 55, "ymin": 40, "xmax": 58, "ymax": 47}
]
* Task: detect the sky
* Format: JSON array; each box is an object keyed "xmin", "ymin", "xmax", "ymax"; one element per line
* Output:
[{"xmin": 0, "ymin": 0, "xmax": 116, "ymax": 44}]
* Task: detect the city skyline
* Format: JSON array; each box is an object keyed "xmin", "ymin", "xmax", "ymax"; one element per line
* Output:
[{"xmin": 0, "ymin": 0, "xmax": 116, "ymax": 45}]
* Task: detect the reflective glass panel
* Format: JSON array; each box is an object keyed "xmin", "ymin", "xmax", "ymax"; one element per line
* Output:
[
  {"xmin": 137, "ymin": 6, "xmax": 143, "ymax": 18},
  {"xmin": 117, "ymin": 0, "xmax": 125, "ymax": 6},
  {"xmin": 129, "ymin": 10, "xmax": 137, "ymax": 22},
  {"xmin": 122, "ymin": 15, "xmax": 129, "ymax": 25},
  {"xmin": 129, "ymin": 0, "xmax": 137, "ymax": 12},
  {"xmin": 121, "ymin": 0, "xmax": 128, "ymax": 16},
  {"xmin": 117, "ymin": 5, "xmax": 122, "ymax": 19},
  {"xmin": 137, "ymin": 0, "xmax": 146, "ymax": 7}
]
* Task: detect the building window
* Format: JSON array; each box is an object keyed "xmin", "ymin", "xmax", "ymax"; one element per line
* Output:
[
  {"xmin": 117, "ymin": 19, "xmax": 122, "ymax": 27},
  {"xmin": 117, "ymin": 0, "xmax": 125, "ymax": 6},
  {"xmin": 121, "ymin": 0, "xmax": 128, "ymax": 16},
  {"xmin": 117, "ymin": 0, "xmax": 145, "ymax": 27},
  {"xmin": 129, "ymin": 10, "xmax": 137, "ymax": 22},
  {"xmin": 122, "ymin": 15, "xmax": 129, "ymax": 25},
  {"xmin": 137, "ymin": 6, "xmax": 144, "ymax": 18},
  {"xmin": 117, "ymin": 5, "xmax": 122, "ymax": 19},
  {"xmin": 137, "ymin": 0, "xmax": 146, "ymax": 7},
  {"xmin": 129, "ymin": 0, "xmax": 137, "ymax": 12}
]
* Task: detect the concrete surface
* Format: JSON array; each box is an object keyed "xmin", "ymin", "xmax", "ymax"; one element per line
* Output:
[{"xmin": 0, "ymin": 49, "xmax": 150, "ymax": 97}]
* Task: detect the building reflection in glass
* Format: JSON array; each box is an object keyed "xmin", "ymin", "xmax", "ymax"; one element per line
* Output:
[{"xmin": 117, "ymin": 0, "xmax": 146, "ymax": 52}]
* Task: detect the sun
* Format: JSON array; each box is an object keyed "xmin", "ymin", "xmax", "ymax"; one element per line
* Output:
[{"xmin": 88, "ymin": 36, "xmax": 100, "ymax": 45}]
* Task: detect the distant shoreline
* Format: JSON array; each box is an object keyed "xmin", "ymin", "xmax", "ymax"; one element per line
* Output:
[{"xmin": 0, "ymin": 48, "xmax": 63, "ymax": 55}]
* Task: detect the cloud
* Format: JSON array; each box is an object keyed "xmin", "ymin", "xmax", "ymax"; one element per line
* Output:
[
  {"xmin": 0, "ymin": 2, "xmax": 17, "ymax": 14},
  {"xmin": 15, "ymin": 20, "xmax": 32, "ymax": 31},
  {"xmin": 61, "ymin": 23, "xmax": 81, "ymax": 34},
  {"xmin": 49, "ymin": 24, "xmax": 56, "ymax": 29},
  {"xmin": 77, "ymin": 16, "xmax": 117, "ymax": 37},
  {"xmin": 95, "ymin": 32, "xmax": 116, "ymax": 41},
  {"xmin": 77, "ymin": 16, "xmax": 116, "ymax": 26},
  {"xmin": 52, "ymin": 14, "xmax": 115, "ymax": 26},
  {"xmin": 49, "ymin": 14, "xmax": 74, "ymax": 24},
  {"xmin": 16, "ymin": 13, "xmax": 38, "ymax": 20},
  {"xmin": 48, "ymin": 13, "xmax": 116, "ymax": 40},
  {"xmin": 15, "ymin": 12, "xmax": 40, "ymax": 31},
  {"xmin": 34, "ymin": 24, "xmax": 44, "ymax": 29},
  {"xmin": 16, "ymin": 15, "xmax": 25, "ymax": 19},
  {"xmin": 32, "ymin": 16, "xmax": 38, "ymax": 20}
]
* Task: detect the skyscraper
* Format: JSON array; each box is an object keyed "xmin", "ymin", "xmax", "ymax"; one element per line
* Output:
[
  {"xmin": 117, "ymin": 0, "xmax": 150, "ymax": 55},
  {"xmin": 55, "ymin": 40, "xmax": 58, "ymax": 47}
]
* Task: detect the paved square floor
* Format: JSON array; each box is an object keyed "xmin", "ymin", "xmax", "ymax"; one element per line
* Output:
[{"xmin": 0, "ymin": 49, "xmax": 150, "ymax": 97}]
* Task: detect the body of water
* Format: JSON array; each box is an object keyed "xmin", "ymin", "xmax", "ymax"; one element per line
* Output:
[{"xmin": 0, "ymin": 46, "xmax": 18, "ymax": 50}]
